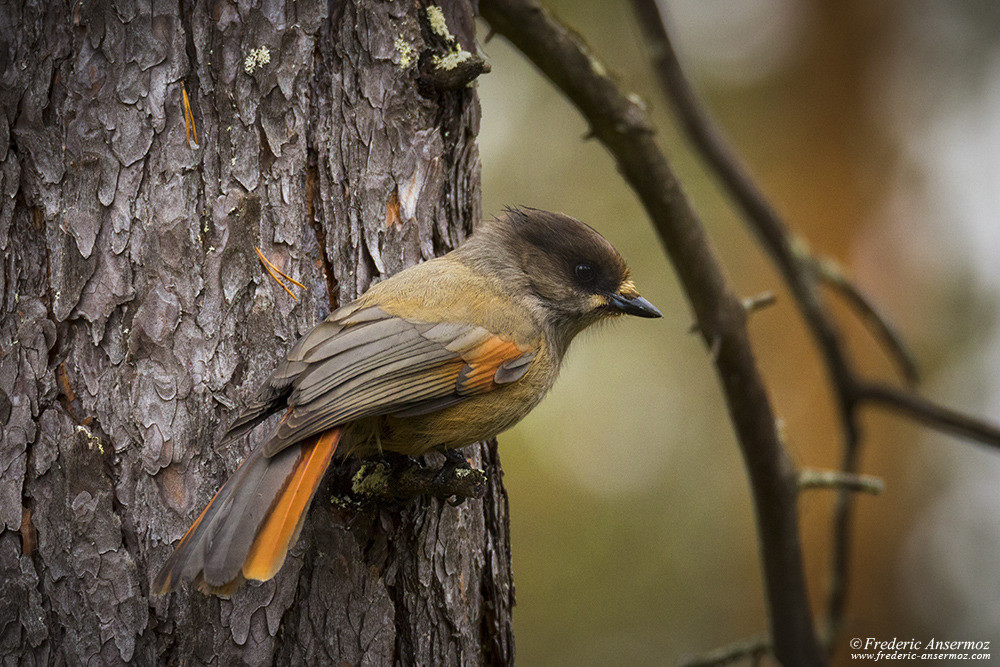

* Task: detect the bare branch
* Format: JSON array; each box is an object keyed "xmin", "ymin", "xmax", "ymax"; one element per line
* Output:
[
  {"xmin": 480, "ymin": 1, "xmax": 825, "ymax": 663},
  {"xmin": 627, "ymin": 0, "xmax": 885, "ymax": 649},
  {"xmin": 810, "ymin": 256, "xmax": 919, "ymax": 384},
  {"xmin": 741, "ymin": 291, "xmax": 777, "ymax": 316},
  {"xmin": 628, "ymin": 0, "xmax": 859, "ymax": 442},
  {"xmin": 858, "ymin": 383, "xmax": 1000, "ymax": 451}
]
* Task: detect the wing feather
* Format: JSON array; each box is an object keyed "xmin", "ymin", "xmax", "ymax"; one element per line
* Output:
[
  {"xmin": 291, "ymin": 336, "xmax": 434, "ymax": 404},
  {"xmin": 230, "ymin": 306, "xmax": 536, "ymax": 458},
  {"xmin": 298, "ymin": 317, "xmax": 406, "ymax": 363}
]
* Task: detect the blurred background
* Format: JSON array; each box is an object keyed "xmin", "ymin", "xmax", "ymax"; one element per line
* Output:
[{"xmin": 476, "ymin": 0, "xmax": 1000, "ymax": 664}]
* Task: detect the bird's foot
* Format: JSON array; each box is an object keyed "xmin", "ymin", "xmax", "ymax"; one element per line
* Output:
[{"xmin": 382, "ymin": 451, "xmax": 424, "ymax": 471}]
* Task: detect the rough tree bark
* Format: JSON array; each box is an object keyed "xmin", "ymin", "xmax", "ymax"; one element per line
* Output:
[{"xmin": 0, "ymin": 0, "xmax": 514, "ymax": 664}]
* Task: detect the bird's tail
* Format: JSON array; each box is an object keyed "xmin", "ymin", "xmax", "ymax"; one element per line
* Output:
[{"xmin": 153, "ymin": 428, "xmax": 342, "ymax": 595}]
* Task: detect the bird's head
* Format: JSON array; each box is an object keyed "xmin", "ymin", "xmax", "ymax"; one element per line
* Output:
[{"xmin": 465, "ymin": 207, "xmax": 661, "ymax": 352}]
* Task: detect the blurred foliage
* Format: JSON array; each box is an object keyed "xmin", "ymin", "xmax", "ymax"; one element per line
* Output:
[{"xmin": 477, "ymin": 0, "xmax": 1000, "ymax": 664}]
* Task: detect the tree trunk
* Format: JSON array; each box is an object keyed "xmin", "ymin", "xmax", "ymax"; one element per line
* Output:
[{"xmin": 0, "ymin": 0, "xmax": 514, "ymax": 663}]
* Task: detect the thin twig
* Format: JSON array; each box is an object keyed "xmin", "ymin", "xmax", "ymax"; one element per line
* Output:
[
  {"xmin": 741, "ymin": 291, "xmax": 777, "ymax": 316},
  {"xmin": 481, "ymin": 1, "xmax": 825, "ymax": 664},
  {"xmin": 809, "ymin": 256, "xmax": 919, "ymax": 384},
  {"xmin": 858, "ymin": 382, "xmax": 1000, "ymax": 450},
  {"xmin": 799, "ymin": 469, "xmax": 884, "ymax": 495}
]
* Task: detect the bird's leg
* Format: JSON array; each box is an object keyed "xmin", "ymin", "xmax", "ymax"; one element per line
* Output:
[{"xmin": 382, "ymin": 450, "xmax": 424, "ymax": 472}]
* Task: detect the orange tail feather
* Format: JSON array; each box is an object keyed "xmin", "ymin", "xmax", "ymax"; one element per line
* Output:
[
  {"xmin": 153, "ymin": 428, "xmax": 342, "ymax": 595},
  {"xmin": 241, "ymin": 428, "xmax": 341, "ymax": 582}
]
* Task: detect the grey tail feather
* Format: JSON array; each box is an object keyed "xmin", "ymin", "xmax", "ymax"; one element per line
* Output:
[{"xmin": 152, "ymin": 443, "xmax": 302, "ymax": 594}]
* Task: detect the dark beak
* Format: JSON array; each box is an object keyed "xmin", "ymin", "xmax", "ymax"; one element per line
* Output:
[{"xmin": 606, "ymin": 292, "xmax": 662, "ymax": 318}]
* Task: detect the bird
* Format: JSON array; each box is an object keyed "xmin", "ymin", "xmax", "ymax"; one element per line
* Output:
[{"xmin": 153, "ymin": 207, "xmax": 661, "ymax": 595}]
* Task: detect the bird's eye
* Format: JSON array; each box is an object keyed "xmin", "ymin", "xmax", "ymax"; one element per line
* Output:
[{"xmin": 574, "ymin": 263, "xmax": 596, "ymax": 284}]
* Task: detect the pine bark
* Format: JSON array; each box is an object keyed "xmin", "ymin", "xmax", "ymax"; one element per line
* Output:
[{"xmin": 0, "ymin": 0, "xmax": 514, "ymax": 663}]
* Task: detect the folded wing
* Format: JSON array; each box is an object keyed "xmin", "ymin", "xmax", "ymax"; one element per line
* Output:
[{"xmin": 218, "ymin": 302, "xmax": 533, "ymax": 458}]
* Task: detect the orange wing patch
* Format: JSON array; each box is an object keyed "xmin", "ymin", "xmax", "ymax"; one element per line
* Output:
[
  {"xmin": 242, "ymin": 428, "xmax": 342, "ymax": 582},
  {"xmin": 457, "ymin": 338, "xmax": 531, "ymax": 395}
]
